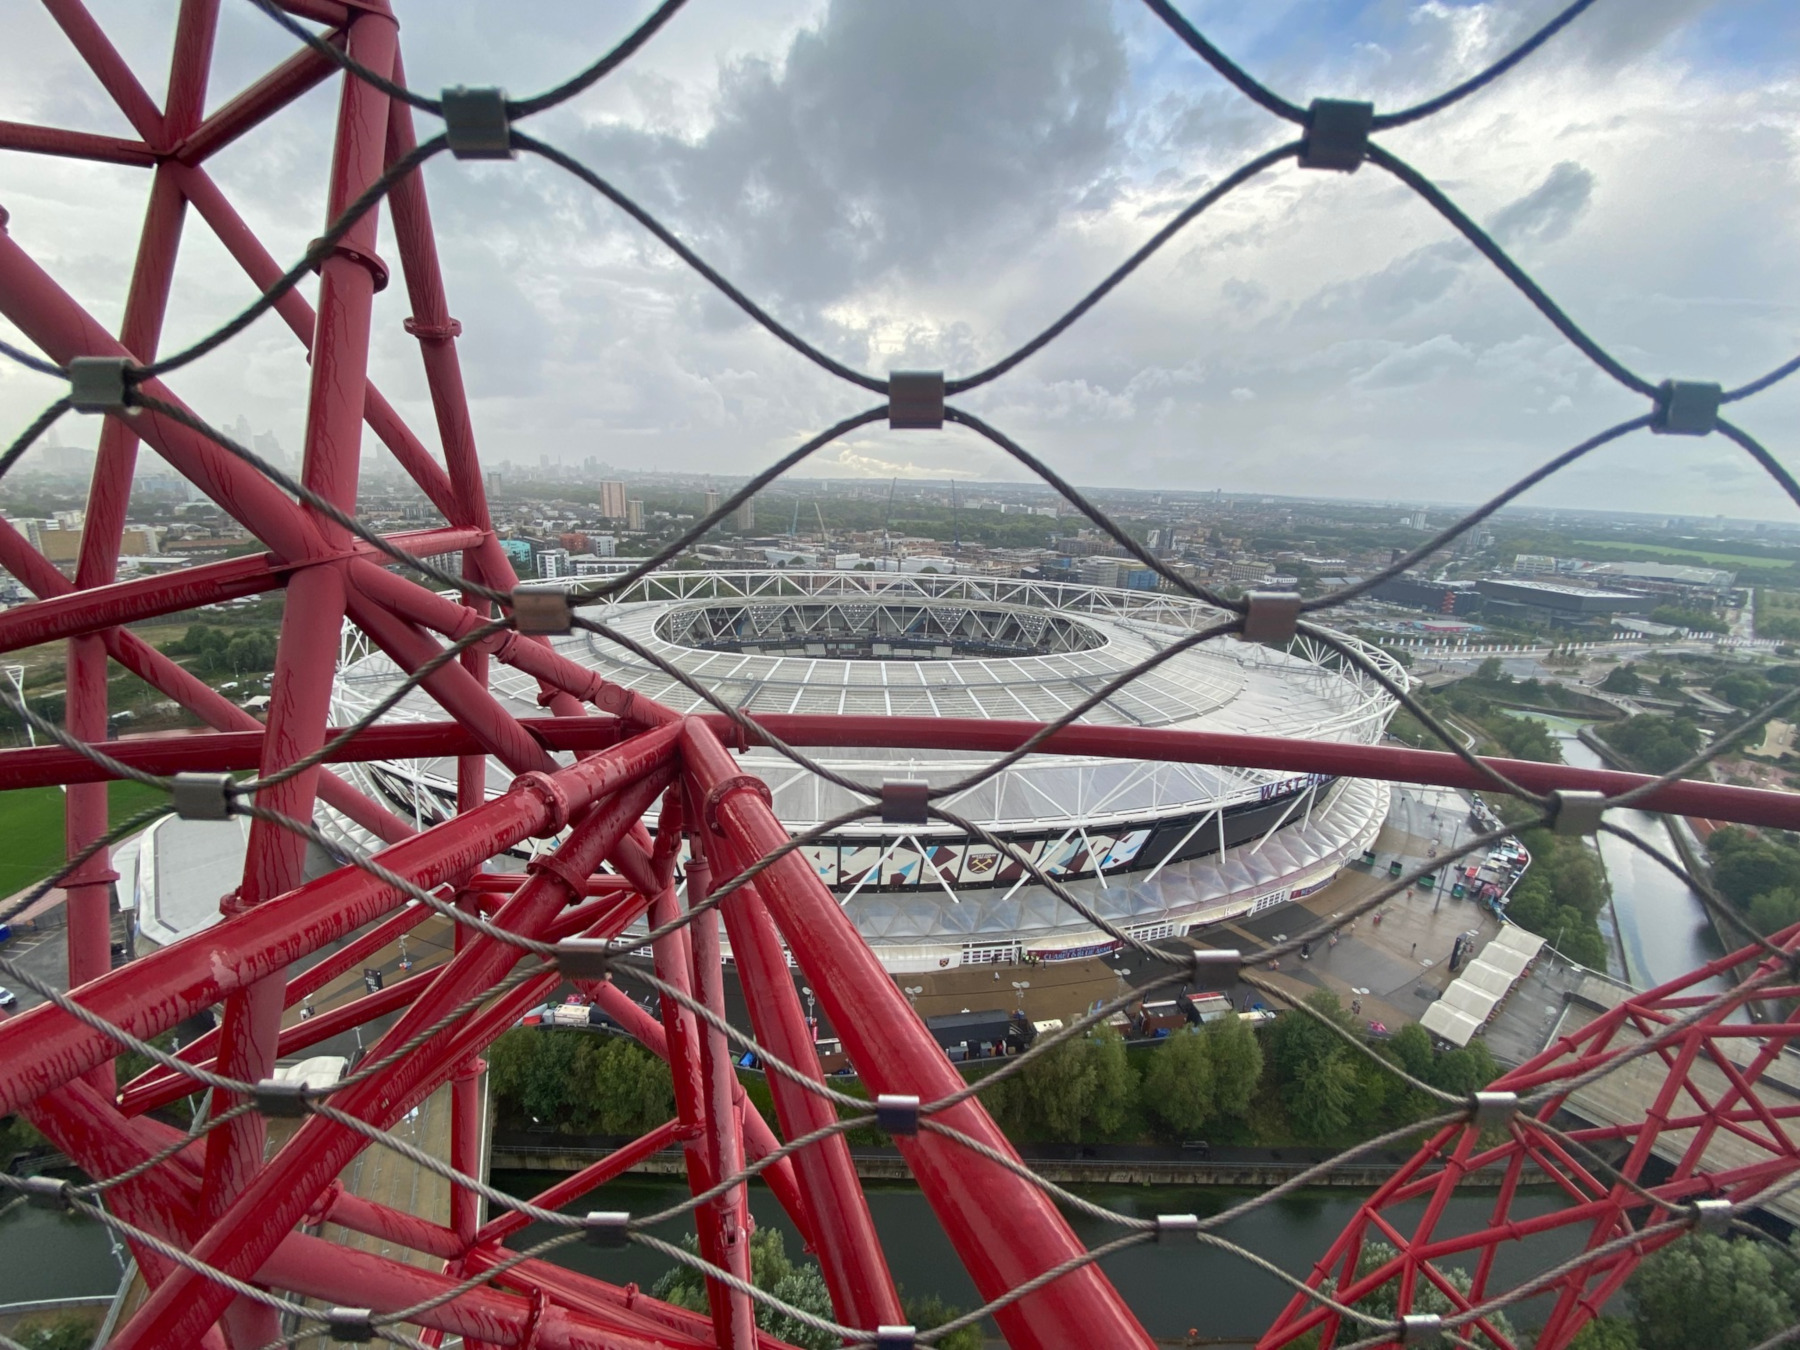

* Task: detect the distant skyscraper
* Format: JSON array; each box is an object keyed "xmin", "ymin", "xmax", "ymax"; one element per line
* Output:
[
  {"xmin": 704, "ymin": 488, "xmax": 721, "ymax": 518},
  {"xmin": 626, "ymin": 499, "xmax": 644, "ymax": 531},
  {"xmin": 735, "ymin": 497, "xmax": 755, "ymax": 531},
  {"xmin": 487, "ymin": 471, "xmax": 501, "ymax": 495},
  {"xmin": 599, "ymin": 480, "xmax": 628, "ymax": 519}
]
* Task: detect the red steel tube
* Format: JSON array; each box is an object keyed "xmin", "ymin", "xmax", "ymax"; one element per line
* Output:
[
  {"xmin": 0, "ymin": 725, "xmax": 677, "ymax": 1117},
  {"xmin": 171, "ymin": 39, "xmax": 340, "ymax": 164},
  {"xmin": 0, "ymin": 120, "xmax": 153, "ymax": 165},
  {"xmin": 685, "ymin": 844, "xmax": 759, "ymax": 1348},
  {"xmin": 40, "ymin": 0, "xmax": 167, "ymax": 145},
  {"xmin": 324, "ymin": 1185, "xmax": 466, "ymax": 1262},
  {"xmin": 0, "ymin": 525, "xmax": 481, "ymax": 653},
  {"xmin": 712, "ymin": 847, "xmax": 902, "ymax": 1330},
  {"xmin": 583, "ymin": 977, "xmax": 818, "ymax": 1251},
  {"xmin": 471, "ymin": 1118, "xmax": 683, "ymax": 1249},
  {"xmin": 682, "ymin": 719, "xmax": 1154, "ymax": 1350},
  {"xmin": 106, "ymin": 762, "xmax": 677, "ymax": 1350},
  {"xmin": 7, "ymin": 711, "xmax": 1797, "ymax": 829}
]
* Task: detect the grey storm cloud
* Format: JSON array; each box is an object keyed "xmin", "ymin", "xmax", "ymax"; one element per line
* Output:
[
  {"xmin": 566, "ymin": 0, "xmax": 1129, "ymax": 309},
  {"xmin": 1488, "ymin": 162, "xmax": 1596, "ymax": 248}
]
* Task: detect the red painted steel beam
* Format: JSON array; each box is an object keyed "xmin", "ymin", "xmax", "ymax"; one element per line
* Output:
[
  {"xmin": 107, "ymin": 758, "xmax": 678, "ymax": 1350},
  {"xmin": 471, "ymin": 1119, "xmax": 684, "ymax": 1249},
  {"xmin": 40, "ymin": 0, "xmax": 167, "ymax": 146},
  {"xmin": 345, "ymin": 590, "xmax": 561, "ymax": 775},
  {"xmin": 583, "ymin": 976, "xmax": 819, "ymax": 1252},
  {"xmin": 683, "ymin": 719, "xmax": 1154, "ymax": 1350},
  {"xmin": 0, "ymin": 525, "xmax": 482, "ymax": 653},
  {"xmin": 0, "ymin": 729, "xmax": 675, "ymax": 1117},
  {"xmin": 322, "ymin": 1184, "xmax": 465, "ymax": 1262},
  {"xmin": 0, "ymin": 231, "xmax": 329, "ymax": 562},
  {"xmin": 460, "ymin": 1252, "xmax": 787, "ymax": 1350},
  {"xmin": 171, "ymin": 38, "xmax": 341, "ymax": 164},
  {"xmin": 712, "ymin": 846, "xmax": 902, "ymax": 1330},
  {"xmin": 0, "ymin": 120, "xmax": 154, "ymax": 165},
  {"xmin": 13, "ymin": 711, "xmax": 1800, "ymax": 829}
]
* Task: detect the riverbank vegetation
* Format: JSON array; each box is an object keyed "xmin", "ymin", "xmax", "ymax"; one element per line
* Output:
[
  {"xmin": 1704, "ymin": 825, "xmax": 1800, "ymax": 936},
  {"xmin": 651, "ymin": 1228, "xmax": 982, "ymax": 1350},
  {"xmin": 487, "ymin": 994, "xmax": 1497, "ymax": 1154},
  {"xmin": 1595, "ymin": 713, "xmax": 1704, "ymax": 774},
  {"xmin": 1567, "ymin": 1233, "xmax": 1800, "ymax": 1350}
]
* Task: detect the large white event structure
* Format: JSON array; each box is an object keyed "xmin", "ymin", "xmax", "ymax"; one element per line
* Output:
[{"xmin": 327, "ymin": 571, "xmax": 1405, "ymax": 971}]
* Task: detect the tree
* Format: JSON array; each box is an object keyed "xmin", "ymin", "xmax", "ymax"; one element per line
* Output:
[
  {"xmin": 1749, "ymin": 885, "xmax": 1800, "ymax": 937},
  {"xmin": 654, "ymin": 1228, "xmax": 838, "ymax": 1350},
  {"xmin": 1567, "ymin": 1316, "xmax": 1638, "ymax": 1350},
  {"xmin": 1386, "ymin": 1023, "xmax": 1434, "ymax": 1081},
  {"xmin": 1204, "ymin": 1013, "xmax": 1263, "ymax": 1118},
  {"xmin": 11, "ymin": 1316, "xmax": 97, "ymax": 1350},
  {"xmin": 1141, "ymin": 1029, "xmax": 1215, "ymax": 1136},
  {"xmin": 1601, "ymin": 664, "xmax": 1643, "ymax": 695},
  {"xmin": 1476, "ymin": 657, "xmax": 1506, "ymax": 683},
  {"xmin": 1267, "ymin": 992, "xmax": 1362, "ymax": 1140},
  {"xmin": 1324, "ymin": 1240, "xmax": 1516, "ymax": 1350},
  {"xmin": 1427, "ymin": 1042, "xmax": 1497, "ymax": 1097},
  {"xmin": 985, "ymin": 1029, "xmax": 1137, "ymax": 1142},
  {"xmin": 902, "ymin": 1293, "xmax": 984, "ymax": 1350},
  {"xmin": 1627, "ymin": 1235, "xmax": 1792, "ymax": 1350}
]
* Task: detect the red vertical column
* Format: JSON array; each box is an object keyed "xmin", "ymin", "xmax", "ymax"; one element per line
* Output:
[
  {"xmin": 685, "ymin": 838, "xmax": 758, "ymax": 1348},
  {"xmin": 61, "ymin": 0, "xmax": 217, "ymax": 1022},
  {"xmin": 199, "ymin": 10, "xmax": 400, "ymax": 1329}
]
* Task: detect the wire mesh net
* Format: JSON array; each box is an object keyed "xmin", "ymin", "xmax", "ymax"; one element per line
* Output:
[{"xmin": 0, "ymin": 1, "xmax": 1798, "ymax": 1347}]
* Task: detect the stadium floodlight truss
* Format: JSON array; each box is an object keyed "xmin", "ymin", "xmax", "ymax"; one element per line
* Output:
[{"xmin": 0, "ymin": 3, "xmax": 1798, "ymax": 1349}]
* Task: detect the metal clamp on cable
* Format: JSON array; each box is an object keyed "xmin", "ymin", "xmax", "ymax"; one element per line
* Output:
[
  {"xmin": 555, "ymin": 938, "xmax": 615, "ymax": 980},
  {"xmin": 876, "ymin": 1327, "xmax": 917, "ymax": 1350},
  {"xmin": 1469, "ymin": 1090, "xmax": 1519, "ymax": 1128},
  {"xmin": 442, "ymin": 86, "xmax": 514, "ymax": 159},
  {"xmin": 888, "ymin": 370, "xmax": 944, "ymax": 429},
  {"xmin": 583, "ymin": 1210, "xmax": 631, "ymax": 1247},
  {"xmin": 323, "ymin": 1308, "xmax": 376, "ymax": 1343},
  {"xmin": 876, "ymin": 1093, "xmax": 920, "ymax": 1137},
  {"xmin": 1690, "ymin": 1197, "xmax": 1733, "ymax": 1234},
  {"xmin": 1548, "ymin": 789, "xmax": 1605, "ymax": 837},
  {"xmin": 67, "ymin": 356, "xmax": 133, "ymax": 414},
  {"xmin": 1240, "ymin": 592, "xmax": 1302, "ymax": 645},
  {"xmin": 881, "ymin": 780, "xmax": 930, "ymax": 825},
  {"xmin": 1154, "ymin": 1213, "xmax": 1199, "ymax": 1242},
  {"xmin": 1400, "ymin": 1313, "xmax": 1444, "ymax": 1346},
  {"xmin": 1299, "ymin": 99, "xmax": 1373, "ymax": 172},
  {"xmin": 253, "ymin": 1079, "xmax": 312, "ymax": 1118},
  {"xmin": 18, "ymin": 1175, "xmax": 72, "ymax": 1210},
  {"xmin": 1651, "ymin": 379, "xmax": 1722, "ymax": 437},
  {"xmin": 1190, "ymin": 948, "xmax": 1242, "ymax": 985},
  {"xmin": 512, "ymin": 585, "xmax": 573, "ymax": 635},
  {"xmin": 172, "ymin": 772, "xmax": 235, "ymax": 821}
]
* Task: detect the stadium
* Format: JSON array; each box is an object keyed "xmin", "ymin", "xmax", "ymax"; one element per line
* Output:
[{"xmin": 327, "ymin": 570, "xmax": 1403, "ymax": 971}]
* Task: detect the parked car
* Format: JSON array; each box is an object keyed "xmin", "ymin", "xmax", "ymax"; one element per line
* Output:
[{"xmin": 0, "ymin": 987, "xmax": 17, "ymax": 1008}]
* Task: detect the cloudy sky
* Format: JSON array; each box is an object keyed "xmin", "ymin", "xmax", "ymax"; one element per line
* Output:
[{"xmin": 1, "ymin": 0, "xmax": 1797, "ymax": 517}]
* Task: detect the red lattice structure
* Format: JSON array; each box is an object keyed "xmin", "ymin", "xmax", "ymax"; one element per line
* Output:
[{"xmin": 1, "ymin": 3, "xmax": 1799, "ymax": 1349}]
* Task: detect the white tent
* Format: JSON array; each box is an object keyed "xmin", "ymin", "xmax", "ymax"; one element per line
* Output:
[{"xmin": 1421, "ymin": 1000, "xmax": 1483, "ymax": 1047}]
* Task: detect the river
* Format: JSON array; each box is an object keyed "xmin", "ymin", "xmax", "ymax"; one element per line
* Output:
[
  {"xmin": 489, "ymin": 1172, "xmax": 1581, "ymax": 1343},
  {"xmin": 1514, "ymin": 713, "xmax": 1725, "ymax": 992},
  {"xmin": 1, "ymin": 1169, "xmax": 1583, "ymax": 1340}
]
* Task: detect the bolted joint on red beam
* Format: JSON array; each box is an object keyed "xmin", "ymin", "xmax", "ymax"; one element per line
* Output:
[
  {"xmin": 704, "ymin": 773, "xmax": 772, "ymax": 833},
  {"xmin": 508, "ymin": 769, "xmax": 574, "ymax": 836}
]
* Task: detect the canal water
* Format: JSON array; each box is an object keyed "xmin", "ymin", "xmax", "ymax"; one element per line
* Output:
[
  {"xmin": 0, "ymin": 1201, "xmax": 124, "ymax": 1302},
  {"xmin": 490, "ymin": 1172, "xmax": 1583, "ymax": 1342},
  {"xmin": 1513, "ymin": 714, "xmax": 1724, "ymax": 992}
]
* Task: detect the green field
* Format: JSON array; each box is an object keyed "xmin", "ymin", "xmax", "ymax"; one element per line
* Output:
[
  {"xmin": 0, "ymin": 779, "xmax": 170, "ymax": 898},
  {"xmin": 1574, "ymin": 540, "xmax": 1795, "ymax": 568}
]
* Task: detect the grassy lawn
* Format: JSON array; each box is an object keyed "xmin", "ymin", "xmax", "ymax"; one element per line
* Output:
[
  {"xmin": 0, "ymin": 779, "xmax": 170, "ymax": 897},
  {"xmin": 1574, "ymin": 540, "xmax": 1795, "ymax": 568}
]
